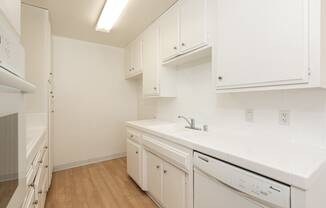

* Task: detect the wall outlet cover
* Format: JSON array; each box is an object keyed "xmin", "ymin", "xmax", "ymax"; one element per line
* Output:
[
  {"xmin": 279, "ymin": 110, "xmax": 290, "ymax": 125},
  {"xmin": 245, "ymin": 109, "xmax": 254, "ymax": 122}
]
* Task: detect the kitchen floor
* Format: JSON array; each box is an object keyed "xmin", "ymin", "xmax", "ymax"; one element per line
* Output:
[{"xmin": 45, "ymin": 158, "xmax": 156, "ymax": 208}]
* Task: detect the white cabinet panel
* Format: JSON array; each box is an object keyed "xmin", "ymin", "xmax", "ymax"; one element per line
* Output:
[
  {"xmin": 163, "ymin": 162, "xmax": 186, "ymax": 208},
  {"xmin": 160, "ymin": 6, "xmax": 179, "ymax": 61},
  {"xmin": 215, "ymin": 0, "xmax": 309, "ymax": 89},
  {"xmin": 125, "ymin": 38, "xmax": 142, "ymax": 79},
  {"xmin": 147, "ymin": 151, "xmax": 163, "ymax": 203},
  {"xmin": 127, "ymin": 139, "xmax": 141, "ymax": 185},
  {"xmin": 142, "ymin": 24, "xmax": 160, "ymax": 96},
  {"xmin": 179, "ymin": 0, "xmax": 207, "ymax": 53},
  {"xmin": 0, "ymin": 0, "xmax": 21, "ymax": 34}
]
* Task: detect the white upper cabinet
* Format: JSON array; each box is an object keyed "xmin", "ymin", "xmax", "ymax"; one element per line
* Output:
[
  {"xmin": 214, "ymin": 0, "xmax": 326, "ymax": 92},
  {"xmin": 143, "ymin": 22, "xmax": 176, "ymax": 98},
  {"xmin": 160, "ymin": 5, "xmax": 180, "ymax": 62},
  {"xmin": 125, "ymin": 37, "xmax": 143, "ymax": 79},
  {"xmin": 159, "ymin": 0, "xmax": 209, "ymax": 64},
  {"xmin": 179, "ymin": 0, "xmax": 207, "ymax": 53},
  {"xmin": 142, "ymin": 24, "xmax": 160, "ymax": 96}
]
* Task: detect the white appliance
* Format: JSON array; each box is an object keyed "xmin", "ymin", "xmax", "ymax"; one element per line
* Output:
[{"xmin": 194, "ymin": 152, "xmax": 291, "ymax": 208}]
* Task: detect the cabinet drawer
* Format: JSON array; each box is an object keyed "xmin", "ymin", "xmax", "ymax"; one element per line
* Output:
[
  {"xmin": 34, "ymin": 149, "xmax": 48, "ymax": 200},
  {"xmin": 126, "ymin": 128, "xmax": 141, "ymax": 143},
  {"xmin": 22, "ymin": 187, "xmax": 35, "ymax": 208},
  {"xmin": 143, "ymin": 135, "xmax": 190, "ymax": 171}
]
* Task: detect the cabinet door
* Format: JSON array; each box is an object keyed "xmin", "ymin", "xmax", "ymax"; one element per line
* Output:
[
  {"xmin": 132, "ymin": 38, "xmax": 143, "ymax": 73},
  {"xmin": 215, "ymin": 0, "xmax": 309, "ymax": 89},
  {"xmin": 143, "ymin": 24, "xmax": 160, "ymax": 96},
  {"xmin": 160, "ymin": 5, "xmax": 179, "ymax": 61},
  {"xmin": 146, "ymin": 151, "xmax": 163, "ymax": 203},
  {"xmin": 127, "ymin": 139, "xmax": 141, "ymax": 185},
  {"xmin": 125, "ymin": 43, "xmax": 133, "ymax": 77},
  {"xmin": 179, "ymin": 0, "xmax": 207, "ymax": 53},
  {"xmin": 163, "ymin": 162, "xmax": 186, "ymax": 208}
]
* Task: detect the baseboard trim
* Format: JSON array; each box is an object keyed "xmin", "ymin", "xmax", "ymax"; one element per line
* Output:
[{"xmin": 53, "ymin": 152, "xmax": 126, "ymax": 172}]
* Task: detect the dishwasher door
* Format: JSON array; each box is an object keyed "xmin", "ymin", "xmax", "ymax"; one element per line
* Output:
[{"xmin": 194, "ymin": 169, "xmax": 270, "ymax": 208}]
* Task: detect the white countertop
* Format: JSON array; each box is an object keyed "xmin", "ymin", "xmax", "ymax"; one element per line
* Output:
[{"xmin": 126, "ymin": 119, "xmax": 326, "ymax": 190}]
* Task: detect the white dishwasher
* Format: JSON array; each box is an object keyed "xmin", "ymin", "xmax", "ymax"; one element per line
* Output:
[{"xmin": 194, "ymin": 152, "xmax": 291, "ymax": 208}]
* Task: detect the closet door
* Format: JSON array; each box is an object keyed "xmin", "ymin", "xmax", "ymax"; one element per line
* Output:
[
  {"xmin": 215, "ymin": 0, "xmax": 309, "ymax": 89},
  {"xmin": 179, "ymin": 0, "xmax": 207, "ymax": 53}
]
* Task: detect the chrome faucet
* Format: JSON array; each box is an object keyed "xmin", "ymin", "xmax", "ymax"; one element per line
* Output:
[{"xmin": 178, "ymin": 115, "xmax": 202, "ymax": 131}]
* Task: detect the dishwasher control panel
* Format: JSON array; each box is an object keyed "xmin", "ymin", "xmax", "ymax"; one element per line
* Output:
[{"xmin": 194, "ymin": 152, "xmax": 291, "ymax": 208}]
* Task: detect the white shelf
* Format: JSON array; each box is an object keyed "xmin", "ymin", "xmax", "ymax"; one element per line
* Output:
[{"xmin": 0, "ymin": 67, "xmax": 35, "ymax": 93}]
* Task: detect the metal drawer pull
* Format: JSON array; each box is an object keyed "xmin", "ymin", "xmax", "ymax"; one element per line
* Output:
[
  {"xmin": 164, "ymin": 170, "xmax": 167, "ymax": 174},
  {"xmin": 38, "ymin": 190, "xmax": 42, "ymax": 194},
  {"xmin": 136, "ymin": 151, "xmax": 138, "ymax": 154},
  {"xmin": 33, "ymin": 200, "xmax": 38, "ymax": 205},
  {"xmin": 44, "ymin": 146, "xmax": 48, "ymax": 149},
  {"xmin": 45, "ymin": 165, "xmax": 49, "ymax": 168},
  {"xmin": 198, "ymin": 155, "xmax": 209, "ymax": 163},
  {"xmin": 156, "ymin": 165, "xmax": 160, "ymax": 169}
]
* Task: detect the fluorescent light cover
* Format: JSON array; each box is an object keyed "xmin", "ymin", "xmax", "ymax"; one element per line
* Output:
[{"xmin": 96, "ymin": 0, "xmax": 128, "ymax": 32}]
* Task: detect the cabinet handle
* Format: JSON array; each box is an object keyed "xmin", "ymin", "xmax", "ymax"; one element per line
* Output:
[
  {"xmin": 28, "ymin": 183, "xmax": 34, "ymax": 188},
  {"xmin": 44, "ymin": 146, "xmax": 48, "ymax": 149},
  {"xmin": 218, "ymin": 76, "xmax": 223, "ymax": 81},
  {"xmin": 173, "ymin": 46, "xmax": 177, "ymax": 50},
  {"xmin": 136, "ymin": 151, "xmax": 138, "ymax": 154},
  {"xmin": 164, "ymin": 170, "xmax": 167, "ymax": 174},
  {"xmin": 33, "ymin": 200, "xmax": 38, "ymax": 205},
  {"xmin": 38, "ymin": 190, "xmax": 43, "ymax": 194},
  {"xmin": 156, "ymin": 165, "xmax": 160, "ymax": 169},
  {"xmin": 130, "ymin": 134, "xmax": 134, "ymax": 138},
  {"xmin": 45, "ymin": 165, "xmax": 49, "ymax": 168},
  {"xmin": 181, "ymin": 43, "xmax": 186, "ymax": 46},
  {"xmin": 153, "ymin": 87, "xmax": 157, "ymax": 91},
  {"xmin": 38, "ymin": 160, "xmax": 43, "ymax": 164}
]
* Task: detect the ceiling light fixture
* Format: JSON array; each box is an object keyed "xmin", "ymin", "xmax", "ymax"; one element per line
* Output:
[{"xmin": 96, "ymin": 0, "xmax": 129, "ymax": 33}]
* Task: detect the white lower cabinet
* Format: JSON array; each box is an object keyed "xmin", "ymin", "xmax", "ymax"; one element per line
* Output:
[
  {"xmin": 146, "ymin": 151, "xmax": 186, "ymax": 208},
  {"xmin": 127, "ymin": 139, "xmax": 141, "ymax": 186},
  {"xmin": 162, "ymin": 161, "xmax": 186, "ymax": 208},
  {"xmin": 147, "ymin": 151, "xmax": 163, "ymax": 203}
]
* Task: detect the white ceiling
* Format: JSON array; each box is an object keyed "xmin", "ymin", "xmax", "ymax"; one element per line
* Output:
[{"xmin": 21, "ymin": 0, "xmax": 177, "ymax": 47}]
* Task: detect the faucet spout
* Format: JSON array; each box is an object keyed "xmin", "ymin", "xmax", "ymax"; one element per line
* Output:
[{"xmin": 178, "ymin": 115, "xmax": 201, "ymax": 131}]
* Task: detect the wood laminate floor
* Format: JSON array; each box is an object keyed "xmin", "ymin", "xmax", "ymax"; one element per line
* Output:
[{"xmin": 45, "ymin": 158, "xmax": 157, "ymax": 208}]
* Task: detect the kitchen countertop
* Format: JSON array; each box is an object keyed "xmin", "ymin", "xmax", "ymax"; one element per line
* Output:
[{"xmin": 126, "ymin": 119, "xmax": 326, "ymax": 190}]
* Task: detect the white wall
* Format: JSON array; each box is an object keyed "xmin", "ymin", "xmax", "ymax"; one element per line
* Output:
[
  {"xmin": 138, "ymin": 61, "xmax": 326, "ymax": 148},
  {"xmin": 52, "ymin": 36, "xmax": 138, "ymax": 168},
  {"xmin": 0, "ymin": 0, "xmax": 21, "ymax": 35}
]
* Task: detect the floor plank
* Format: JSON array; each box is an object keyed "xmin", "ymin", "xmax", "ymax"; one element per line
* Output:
[{"xmin": 45, "ymin": 158, "xmax": 157, "ymax": 208}]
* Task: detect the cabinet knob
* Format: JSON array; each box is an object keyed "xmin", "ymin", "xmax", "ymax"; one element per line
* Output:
[
  {"xmin": 181, "ymin": 43, "xmax": 186, "ymax": 46},
  {"xmin": 45, "ymin": 165, "xmax": 49, "ymax": 168},
  {"xmin": 38, "ymin": 160, "xmax": 43, "ymax": 164},
  {"xmin": 164, "ymin": 170, "xmax": 167, "ymax": 174},
  {"xmin": 153, "ymin": 87, "xmax": 157, "ymax": 91},
  {"xmin": 136, "ymin": 151, "xmax": 138, "ymax": 154},
  {"xmin": 173, "ymin": 46, "xmax": 177, "ymax": 50},
  {"xmin": 28, "ymin": 183, "xmax": 34, "ymax": 188},
  {"xmin": 130, "ymin": 134, "xmax": 134, "ymax": 138},
  {"xmin": 44, "ymin": 146, "xmax": 48, "ymax": 149},
  {"xmin": 38, "ymin": 190, "xmax": 43, "ymax": 194},
  {"xmin": 156, "ymin": 165, "xmax": 160, "ymax": 169},
  {"xmin": 33, "ymin": 200, "xmax": 38, "ymax": 205},
  {"xmin": 218, "ymin": 76, "xmax": 223, "ymax": 81}
]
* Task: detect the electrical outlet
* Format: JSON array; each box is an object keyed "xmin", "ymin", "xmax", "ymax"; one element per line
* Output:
[
  {"xmin": 245, "ymin": 109, "xmax": 254, "ymax": 122},
  {"xmin": 279, "ymin": 110, "xmax": 290, "ymax": 125}
]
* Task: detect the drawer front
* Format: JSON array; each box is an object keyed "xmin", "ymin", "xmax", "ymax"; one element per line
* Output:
[
  {"xmin": 143, "ymin": 135, "xmax": 190, "ymax": 171},
  {"xmin": 22, "ymin": 187, "xmax": 35, "ymax": 208},
  {"xmin": 34, "ymin": 149, "xmax": 48, "ymax": 200},
  {"xmin": 126, "ymin": 128, "xmax": 141, "ymax": 143}
]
